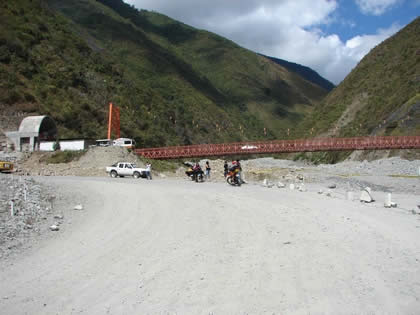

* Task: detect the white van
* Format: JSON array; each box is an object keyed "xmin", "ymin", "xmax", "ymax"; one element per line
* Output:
[{"xmin": 113, "ymin": 138, "xmax": 136, "ymax": 149}]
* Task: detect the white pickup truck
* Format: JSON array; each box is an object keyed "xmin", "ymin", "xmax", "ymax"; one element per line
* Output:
[{"xmin": 106, "ymin": 162, "xmax": 147, "ymax": 178}]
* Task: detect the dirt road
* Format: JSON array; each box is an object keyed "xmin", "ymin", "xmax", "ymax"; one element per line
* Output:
[{"xmin": 1, "ymin": 176, "xmax": 420, "ymax": 314}]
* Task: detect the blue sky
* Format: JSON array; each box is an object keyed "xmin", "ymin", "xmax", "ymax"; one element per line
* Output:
[
  {"xmin": 124, "ymin": 0, "xmax": 419, "ymax": 84},
  {"xmin": 324, "ymin": 0, "xmax": 419, "ymax": 41}
]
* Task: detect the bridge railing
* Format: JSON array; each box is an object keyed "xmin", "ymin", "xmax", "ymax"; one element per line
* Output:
[{"xmin": 134, "ymin": 136, "xmax": 420, "ymax": 159}]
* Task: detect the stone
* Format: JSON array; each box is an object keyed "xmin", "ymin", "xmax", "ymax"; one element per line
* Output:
[
  {"xmin": 289, "ymin": 184, "xmax": 295, "ymax": 190},
  {"xmin": 54, "ymin": 214, "xmax": 64, "ymax": 220},
  {"xmin": 318, "ymin": 189, "xmax": 323, "ymax": 194},
  {"xmin": 49, "ymin": 225, "xmax": 59, "ymax": 231},
  {"xmin": 360, "ymin": 190, "xmax": 373, "ymax": 203},
  {"xmin": 384, "ymin": 193, "xmax": 392, "ymax": 208},
  {"xmin": 328, "ymin": 184, "xmax": 337, "ymax": 189},
  {"xmin": 74, "ymin": 205, "xmax": 83, "ymax": 210},
  {"xmin": 298, "ymin": 184, "xmax": 307, "ymax": 192},
  {"xmin": 263, "ymin": 179, "xmax": 268, "ymax": 186},
  {"xmin": 277, "ymin": 182, "xmax": 285, "ymax": 188}
]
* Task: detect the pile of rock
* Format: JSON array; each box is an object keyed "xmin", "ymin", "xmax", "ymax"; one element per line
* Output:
[
  {"xmin": 0, "ymin": 174, "xmax": 58, "ymax": 258},
  {"xmin": 17, "ymin": 146, "xmax": 144, "ymax": 177}
]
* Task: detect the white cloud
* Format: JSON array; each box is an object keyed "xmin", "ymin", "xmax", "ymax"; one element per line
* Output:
[
  {"xmin": 355, "ymin": 0, "xmax": 403, "ymax": 15},
  {"xmin": 123, "ymin": 0, "xmax": 403, "ymax": 84}
]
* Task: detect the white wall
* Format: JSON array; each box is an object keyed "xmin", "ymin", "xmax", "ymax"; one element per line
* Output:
[
  {"xmin": 60, "ymin": 140, "xmax": 85, "ymax": 151},
  {"xmin": 40, "ymin": 140, "xmax": 86, "ymax": 151},
  {"xmin": 40, "ymin": 142, "xmax": 54, "ymax": 151}
]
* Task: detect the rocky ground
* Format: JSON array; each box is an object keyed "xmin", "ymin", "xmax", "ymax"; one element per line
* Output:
[
  {"xmin": 0, "ymin": 174, "xmax": 57, "ymax": 258},
  {"xmin": 8, "ymin": 146, "xmax": 144, "ymax": 177},
  {"xmin": 0, "ymin": 169, "xmax": 419, "ymax": 314},
  {"xmin": 1, "ymin": 148, "xmax": 419, "ymax": 261},
  {"xmin": 0, "ymin": 147, "xmax": 419, "ymax": 313}
]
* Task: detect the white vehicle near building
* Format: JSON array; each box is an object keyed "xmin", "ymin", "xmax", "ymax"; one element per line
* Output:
[
  {"xmin": 96, "ymin": 139, "xmax": 112, "ymax": 147},
  {"xmin": 113, "ymin": 138, "xmax": 135, "ymax": 149},
  {"xmin": 106, "ymin": 162, "xmax": 147, "ymax": 178}
]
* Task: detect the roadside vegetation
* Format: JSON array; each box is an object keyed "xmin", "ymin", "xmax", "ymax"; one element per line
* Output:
[
  {"xmin": 1, "ymin": 0, "xmax": 329, "ymax": 149},
  {"xmin": 43, "ymin": 150, "xmax": 87, "ymax": 164}
]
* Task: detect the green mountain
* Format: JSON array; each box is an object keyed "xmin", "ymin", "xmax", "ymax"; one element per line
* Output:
[
  {"xmin": 301, "ymin": 17, "xmax": 420, "ymax": 139},
  {"xmin": 261, "ymin": 55, "xmax": 335, "ymax": 92},
  {"xmin": 0, "ymin": 0, "xmax": 329, "ymax": 147}
]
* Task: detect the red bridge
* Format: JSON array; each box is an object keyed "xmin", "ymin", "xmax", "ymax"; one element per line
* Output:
[{"xmin": 135, "ymin": 135, "xmax": 420, "ymax": 159}]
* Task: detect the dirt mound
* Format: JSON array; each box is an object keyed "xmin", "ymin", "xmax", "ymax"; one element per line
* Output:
[{"xmin": 18, "ymin": 146, "xmax": 144, "ymax": 177}]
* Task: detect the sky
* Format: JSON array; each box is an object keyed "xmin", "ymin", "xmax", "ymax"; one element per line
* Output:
[{"xmin": 123, "ymin": 0, "xmax": 420, "ymax": 84}]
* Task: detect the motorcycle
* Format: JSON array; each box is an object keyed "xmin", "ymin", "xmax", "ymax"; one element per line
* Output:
[
  {"xmin": 226, "ymin": 168, "xmax": 241, "ymax": 186},
  {"xmin": 186, "ymin": 167, "xmax": 204, "ymax": 182}
]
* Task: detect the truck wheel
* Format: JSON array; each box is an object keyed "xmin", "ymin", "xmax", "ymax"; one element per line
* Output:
[
  {"xmin": 110, "ymin": 170, "xmax": 117, "ymax": 178},
  {"xmin": 133, "ymin": 172, "xmax": 140, "ymax": 179}
]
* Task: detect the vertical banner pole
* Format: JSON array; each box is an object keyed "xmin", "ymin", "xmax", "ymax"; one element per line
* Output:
[{"xmin": 107, "ymin": 102, "xmax": 113, "ymax": 140}]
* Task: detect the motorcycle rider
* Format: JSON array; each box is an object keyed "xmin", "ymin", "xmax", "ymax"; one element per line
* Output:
[
  {"xmin": 228, "ymin": 160, "xmax": 242, "ymax": 185},
  {"xmin": 192, "ymin": 162, "xmax": 203, "ymax": 182}
]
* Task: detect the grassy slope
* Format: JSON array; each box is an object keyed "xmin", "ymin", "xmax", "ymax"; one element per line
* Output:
[
  {"xmin": 292, "ymin": 17, "xmax": 419, "ymax": 163},
  {"xmin": 0, "ymin": 0, "xmax": 330, "ymax": 149},
  {"xmin": 47, "ymin": 0, "xmax": 329, "ymax": 140},
  {"xmin": 113, "ymin": 5, "xmax": 329, "ymax": 137},
  {"xmin": 302, "ymin": 17, "xmax": 420, "ymax": 139}
]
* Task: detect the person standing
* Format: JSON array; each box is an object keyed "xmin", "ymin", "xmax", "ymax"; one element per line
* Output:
[
  {"xmin": 146, "ymin": 163, "xmax": 152, "ymax": 180},
  {"xmin": 224, "ymin": 161, "xmax": 228, "ymax": 177},
  {"xmin": 205, "ymin": 161, "xmax": 211, "ymax": 180}
]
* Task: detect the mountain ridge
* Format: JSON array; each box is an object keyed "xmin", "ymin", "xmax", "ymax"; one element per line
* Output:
[
  {"xmin": 0, "ymin": 0, "xmax": 330, "ymax": 147},
  {"xmin": 260, "ymin": 54, "xmax": 335, "ymax": 92}
]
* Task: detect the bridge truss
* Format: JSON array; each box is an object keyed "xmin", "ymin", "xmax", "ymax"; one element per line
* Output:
[{"xmin": 135, "ymin": 136, "xmax": 420, "ymax": 159}]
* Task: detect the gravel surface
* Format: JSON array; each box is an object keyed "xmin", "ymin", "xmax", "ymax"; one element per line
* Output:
[
  {"xmin": 0, "ymin": 174, "xmax": 58, "ymax": 259},
  {"xmin": 0, "ymin": 153, "xmax": 419, "ymax": 313},
  {"xmin": 0, "ymin": 174, "xmax": 419, "ymax": 314}
]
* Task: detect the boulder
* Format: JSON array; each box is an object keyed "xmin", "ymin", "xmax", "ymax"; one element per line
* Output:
[
  {"xmin": 360, "ymin": 189, "xmax": 373, "ymax": 203},
  {"xmin": 49, "ymin": 225, "xmax": 59, "ymax": 231},
  {"xmin": 277, "ymin": 182, "xmax": 286, "ymax": 188},
  {"xmin": 298, "ymin": 184, "xmax": 307, "ymax": 192},
  {"xmin": 74, "ymin": 204, "xmax": 83, "ymax": 210}
]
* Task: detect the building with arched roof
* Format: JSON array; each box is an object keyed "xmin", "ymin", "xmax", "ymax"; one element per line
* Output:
[{"xmin": 5, "ymin": 116, "xmax": 57, "ymax": 152}]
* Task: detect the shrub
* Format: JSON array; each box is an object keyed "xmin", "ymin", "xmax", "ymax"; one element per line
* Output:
[{"xmin": 45, "ymin": 150, "xmax": 87, "ymax": 164}]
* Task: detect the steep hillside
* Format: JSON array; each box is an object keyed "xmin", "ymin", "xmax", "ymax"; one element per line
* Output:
[
  {"xmin": 1, "ymin": 0, "xmax": 330, "ymax": 148},
  {"xmin": 302, "ymin": 17, "xmax": 420, "ymax": 139},
  {"xmin": 261, "ymin": 55, "xmax": 335, "ymax": 92}
]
